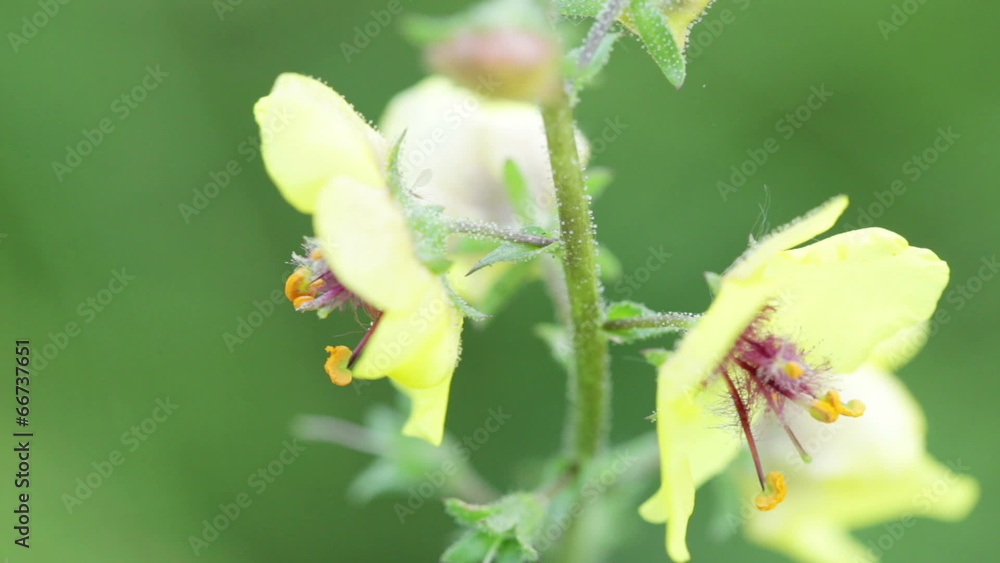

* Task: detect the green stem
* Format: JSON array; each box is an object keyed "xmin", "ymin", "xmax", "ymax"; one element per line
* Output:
[
  {"xmin": 603, "ymin": 313, "xmax": 699, "ymax": 333},
  {"xmin": 542, "ymin": 90, "xmax": 610, "ymax": 466},
  {"xmin": 447, "ymin": 217, "xmax": 558, "ymax": 247}
]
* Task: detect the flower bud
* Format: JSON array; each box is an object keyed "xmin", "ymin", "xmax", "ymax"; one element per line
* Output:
[{"xmin": 425, "ymin": 28, "xmax": 561, "ymax": 103}]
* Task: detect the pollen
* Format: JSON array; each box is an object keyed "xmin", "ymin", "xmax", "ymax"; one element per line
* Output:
[
  {"xmin": 754, "ymin": 471, "xmax": 787, "ymax": 511},
  {"xmin": 284, "ymin": 268, "xmax": 313, "ymax": 302},
  {"xmin": 809, "ymin": 390, "xmax": 865, "ymax": 423},
  {"xmin": 324, "ymin": 345, "xmax": 353, "ymax": 386},
  {"xmin": 783, "ymin": 361, "xmax": 805, "ymax": 378}
]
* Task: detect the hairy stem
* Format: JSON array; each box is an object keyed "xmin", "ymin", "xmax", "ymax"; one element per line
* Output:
[
  {"xmin": 542, "ymin": 90, "xmax": 610, "ymax": 466},
  {"xmin": 448, "ymin": 217, "xmax": 558, "ymax": 247},
  {"xmin": 578, "ymin": 0, "xmax": 627, "ymax": 68},
  {"xmin": 603, "ymin": 313, "xmax": 699, "ymax": 333}
]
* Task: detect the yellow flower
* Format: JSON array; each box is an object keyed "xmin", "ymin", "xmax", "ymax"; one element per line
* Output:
[
  {"xmin": 255, "ymin": 73, "xmax": 464, "ymax": 446},
  {"xmin": 741, "ymin": 326, "xmax": 979, "ymax": 563},
  {"xmin": 639, "ymin": 195, "xmax": 951, "ymax": 561}
]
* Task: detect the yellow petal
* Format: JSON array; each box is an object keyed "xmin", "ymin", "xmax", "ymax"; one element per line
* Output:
[
  {"xmin": 727, "ymin": 194, "xmax": 848, "ymax": 280},
  {"xmin": 763, "ymin": 228, "xmax": 949, "ymax": 373},
  {"xmin": 255, "ymin": 73, "xmax": 387, "ymax": 213},
  {"xmin": 314, "ymin": 176, "xmax": 435, "ymax": 312},
  {"xmin": 746, "ymin": 367, "xmax": 980, "ymax": 563},
  {"xmin": 640, "ymin": 380, "xmax": 741, "ymax": 562},
  {"xmin": 869, "ymin": 321, "xmax": 930, "ymax": 371},
  {"xmin": 352, "ymin": 283, "xmax": 463, "ymax": 390},
  {"xmin": 395, "ymin": 375, "xmax": 453, "ymax": 446}
]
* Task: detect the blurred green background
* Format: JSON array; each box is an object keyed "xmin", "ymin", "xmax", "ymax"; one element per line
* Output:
[{"xmin": 2, "ymin": 0, "xmax": 997, "ymax": 561}]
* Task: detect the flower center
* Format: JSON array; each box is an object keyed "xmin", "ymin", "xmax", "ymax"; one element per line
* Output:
[
  {"xmin": 719, "ymin": 307, "xmax": 865, "ymax": 511},
  {"xmin": 284, "ymin": 238, "xmax": 382, "ymax": 386}
]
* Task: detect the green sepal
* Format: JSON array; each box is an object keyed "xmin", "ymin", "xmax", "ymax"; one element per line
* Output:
[
  {"xmin": 467, "ymin": 227, "xmax": 560, "ymax": 275},
  {"xmin": 630, "ymin": 0, "xmax": 686, "ymax": 88}
]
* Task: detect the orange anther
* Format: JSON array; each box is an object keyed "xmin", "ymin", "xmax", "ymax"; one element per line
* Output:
[
  {"xmin": 755, "ymin": 471, "xmax": 787, "ymax": 511},
  {"xmin": 324, "ymin": 345, "xmax": 353, "ymax": 386}
]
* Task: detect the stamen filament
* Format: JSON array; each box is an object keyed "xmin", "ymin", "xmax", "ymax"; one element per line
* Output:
[
  {"xmin": 762, "ymin": 388, "xmax": 813, "ymax": 463},
  {"xmin": 722, "ymin": 369, "xmax": 766, "ymax": 489},
  {"xmin": 347, "ymin": 312, "xmax": 383, "ymax": 369}
]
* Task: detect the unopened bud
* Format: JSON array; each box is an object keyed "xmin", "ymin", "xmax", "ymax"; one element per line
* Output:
[{"xmin": 425, "ymin": 28, "xmax": 561, "ymax": 103}]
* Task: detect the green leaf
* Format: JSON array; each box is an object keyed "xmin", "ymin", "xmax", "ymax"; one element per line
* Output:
[
  {"xmin": 604, "ymin": 301, "xmax": 693, "ymax": 343},
  {"xmin": 341, "ymin": 407, "xmax": 450, "ymax": 503},
  {"xmin": 567, "ymin": 31, "xmax": 621, "ymax": 90},
  {"xmin": 630, "ymin": 0, "xmax": 686, "ymax": 88},
  {"xmin": 441, "ymin": 530, "xmax": 504, "ymax": 563},
  {"xmin": 503, "ymin": 159, "xmax": 533, "ymax": 223},
  {"xmin": 443, "ymin": 276, "xmax": 491, "ymax": 321},
  {"xmin": 467, "ymin": 228, "xmax": 559, "ymax": 275},
  {"xmin": 554, "ymin": 0, "xmax": 604, "ymax": 18},
  {"xmin": 641, "ymin": 347, "xmax": 672, "ymax": 367},
  {"xmin": 446, "ymin": 498, "xmax": 503, "ymax": 525},
  {"xmin": 442, "ymin": 494, "xmax": 546, "ymax": 562},
  {"xmin": 584, "ymin": 166, "xmax": 614, "ymax": 199}
]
